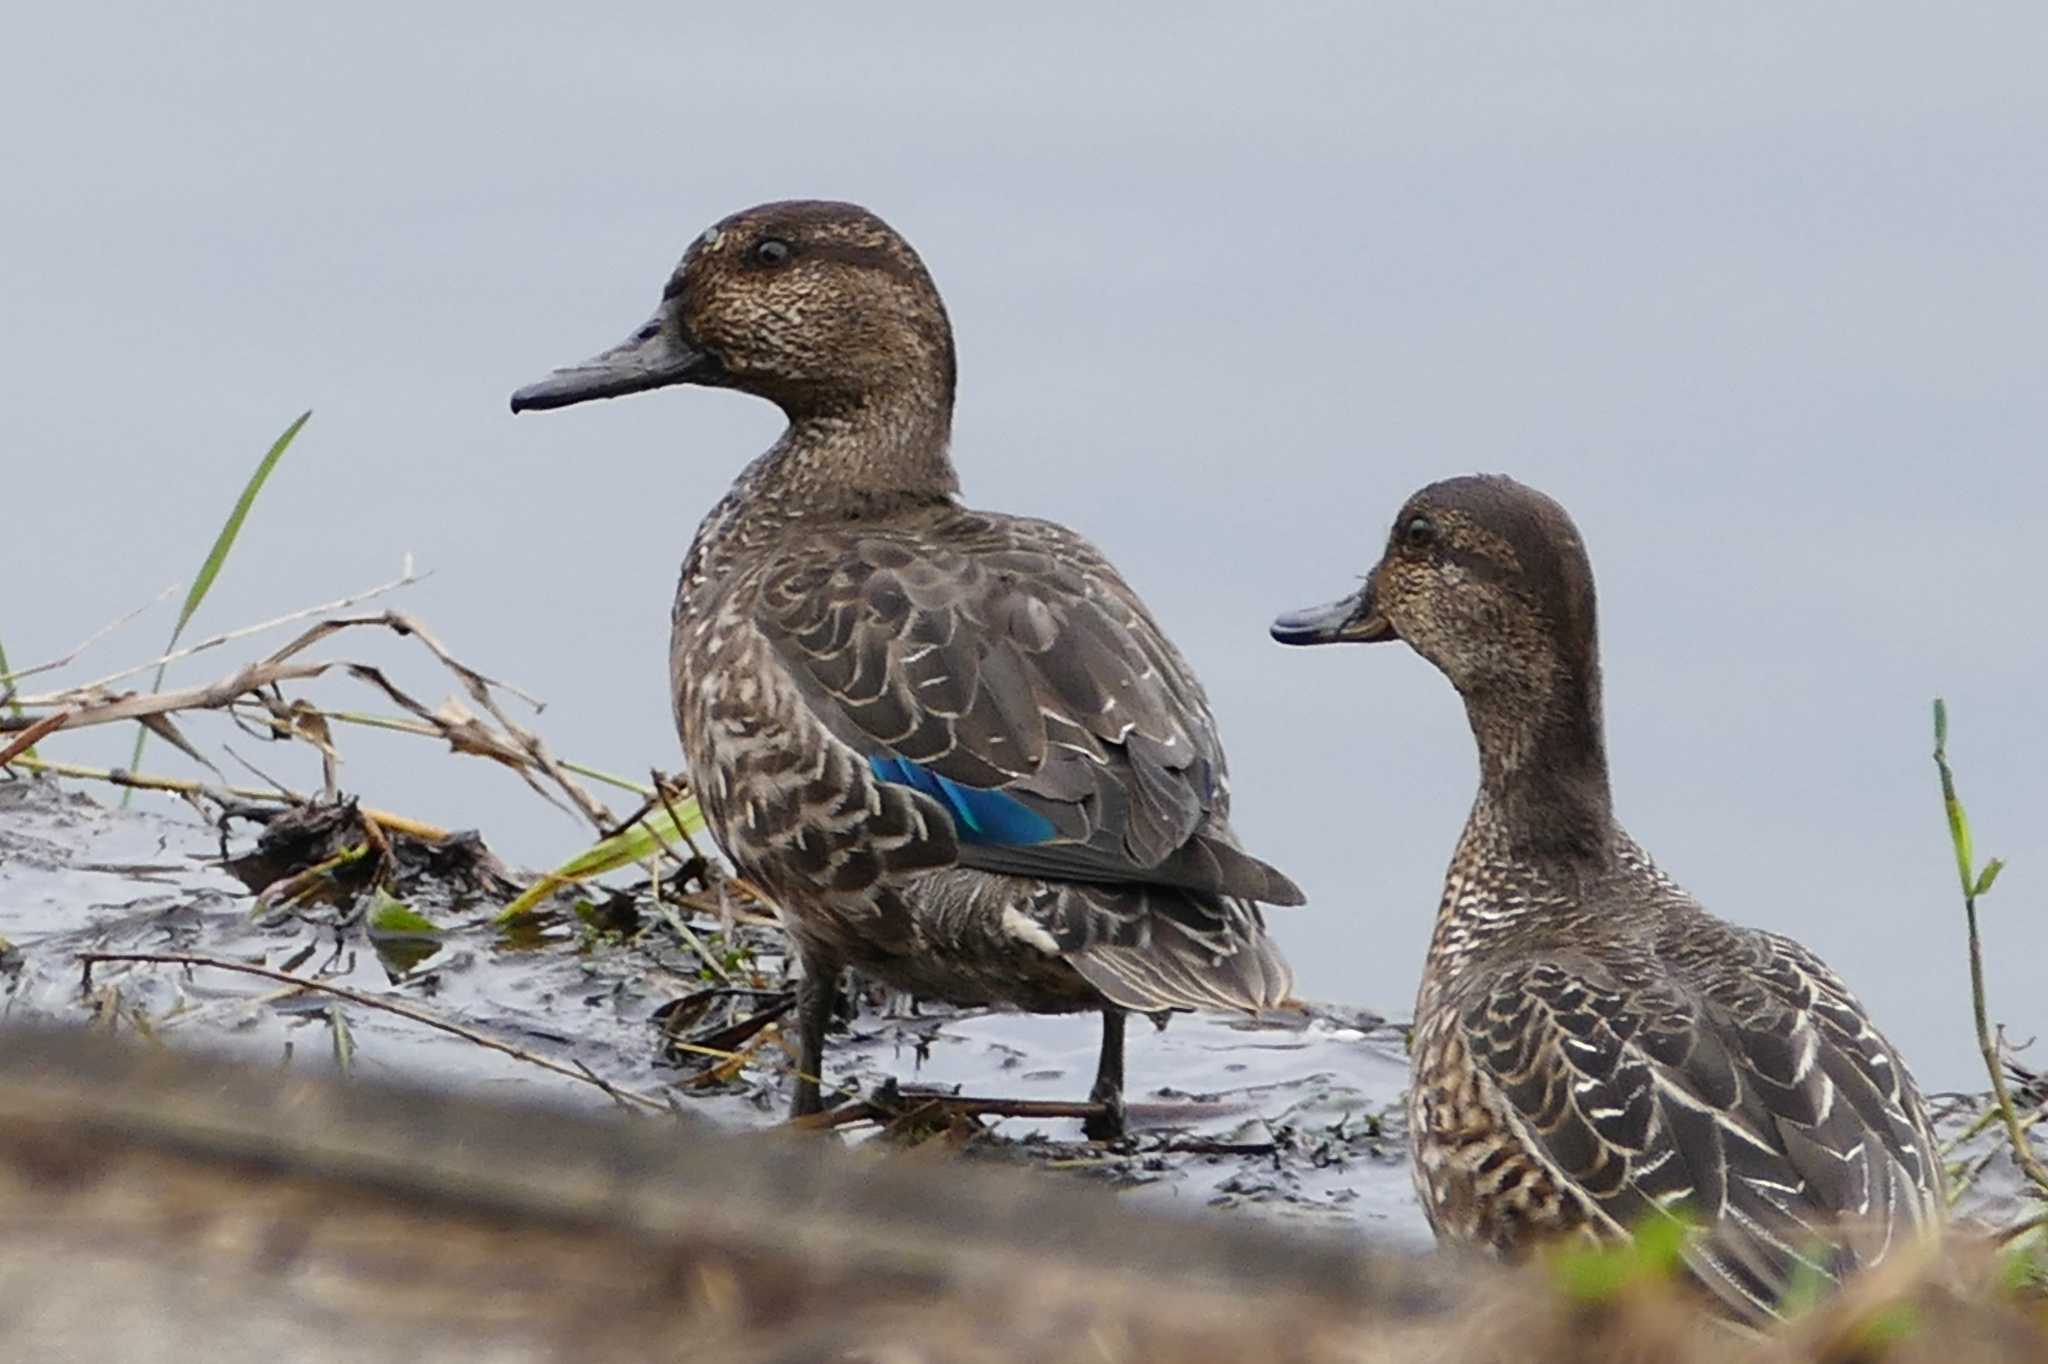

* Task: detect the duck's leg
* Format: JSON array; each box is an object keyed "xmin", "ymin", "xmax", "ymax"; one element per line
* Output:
[
  {"xmin": 791, "ymin": 944, "xmax": 843, "ymax": 1119},
  {"xmin": 1083, "ymin": 1006, "xmax": 1127, "ymax": 1142}
]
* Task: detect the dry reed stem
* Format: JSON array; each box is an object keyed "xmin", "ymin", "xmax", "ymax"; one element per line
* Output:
[
  {"xmin": 2, "ymin": 609, "xmax": 613, "ymax": 834},
  {"xmin": 1, "ymin": 562, "xmax": 422, "ymax": 698},
  {"xmin": 0, "ymin": 581, "xmax": 180, "ymax": 690},
  {"xmin": 3, "ymin": 755, "xmax": 455, "ymax": 841}
]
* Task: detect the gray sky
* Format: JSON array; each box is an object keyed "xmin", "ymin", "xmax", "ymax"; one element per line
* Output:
[{"xmin": 6, "ymin": 4, "xmax": 2042, "ymax": 1088}]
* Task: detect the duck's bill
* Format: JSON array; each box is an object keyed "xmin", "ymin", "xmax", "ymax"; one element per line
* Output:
[
  {"xmin": 510, "ymin": 311, "xmax": 713, "ymax": 413},
  {"xmin": 1269, "ymin": 585, "xmax": 1394, "ymax": 646}
]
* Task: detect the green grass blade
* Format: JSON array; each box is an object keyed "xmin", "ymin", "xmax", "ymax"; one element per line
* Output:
[
  {"xmin": 171, "ymin": 410, "xmax": 313, "ymax": 641},
  {"xmin": 1946, "ymin": 791, "xmax": 1975, "ymax": 893},
  {"xmin": 367, "ymin": 888, "xmax": 444, "ymax": 939},
  {"xmin": 1552, "ymin": 1208, "xmax": 1693, "ymax": 1303},
  {"xmin": 494, "ymin": 797, "xmax": 707, "ymax": 925},
  {"xmin": 1931, "ymin": 697, "xmax": 1977, "ymax": 898},
  {"xmin": 125, "ymin": 410, "xmax": 312, "ymax": 794}
]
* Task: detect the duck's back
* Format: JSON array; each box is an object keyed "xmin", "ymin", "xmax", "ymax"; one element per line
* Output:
[
  {"xmin": 672, "ymin": 495, "xmax": 1298, "ymax": 1004},
  {"xmin": 1413, "ymin": 839, "xmax": 1942, "ymax": 1323}
]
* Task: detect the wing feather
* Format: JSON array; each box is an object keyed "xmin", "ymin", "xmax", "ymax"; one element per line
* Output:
[
  {"xmin": 754, "ymin": 513, "xmax": 1302, "ymax": 906},
  {"xmin": 1457, "ymin": 922, "xmax": 1942, "ymax": 1323}
]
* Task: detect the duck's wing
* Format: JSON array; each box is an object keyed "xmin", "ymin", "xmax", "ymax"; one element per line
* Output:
[
  {"xmin": 752, "ymin": 512, "xmax": 1302, "ymax": 907},
  {"xmin": 1451, "ymin": 928, "xmax": 1941, "ymax": 1323}
]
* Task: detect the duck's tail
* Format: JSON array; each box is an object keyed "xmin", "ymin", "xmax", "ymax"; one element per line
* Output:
[{"xmin": 1058, "ymin": 888, "xmax": 1296, "ymax": 1015}]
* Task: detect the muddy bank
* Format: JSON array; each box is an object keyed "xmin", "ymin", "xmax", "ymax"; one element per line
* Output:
[
  {"xmin": 1, "ymin": 774, "xmax": 2039, "ymax": 1242},
  {"xmin": 0, "ymin": 776, "xmax": 1422, "ymax": 1238}
]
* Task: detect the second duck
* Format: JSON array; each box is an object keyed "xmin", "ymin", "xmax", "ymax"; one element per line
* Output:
[{"xmin": 1273, "ymin": 475, "xmax": 1942, "ymax": 1321}]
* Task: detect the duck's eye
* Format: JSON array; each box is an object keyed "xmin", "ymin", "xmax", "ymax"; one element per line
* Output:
[
  {"xmin": 1402, "ymin": 514, "xmax": 1438, "ymax": 549},
  {"xmin": 753, "ymin": 238, "xmax": 792, "ymax": 266}
]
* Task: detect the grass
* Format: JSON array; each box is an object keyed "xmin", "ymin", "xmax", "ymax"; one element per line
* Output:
[
  {"xmin": 123, "ymin": 410, "xmax": 311, "ymax": 796},
  {"xmin": 1551, "ymin": 1209, "xmax": 1692, "ymax": 1304},
  {"xmin": 493, "ymin": 794, "xmax": 709, "ymax": 924},
  {"xmin": 1934, "ymin": 698, "xmax": 2048, "ymax": 1205}
]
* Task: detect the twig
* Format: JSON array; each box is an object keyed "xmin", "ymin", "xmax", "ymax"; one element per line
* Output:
[
  {"xmin": 219, "ymin": 744, "xmax": 306, "ymax": 804},
  {"xmin": 0, "ymin": 709, "xmax": 74, "ymax": 766},
  {"xmin": 4, "ymin": 609, "xmax": 613, "ymax": 833},
  {"xmin": 654, "ymin": 770, "xmax": 712, "ymax": 865},
  {"xmin": 637, "ymin": 789, "xmax": 733, "ymax": 986},
  {"xmin": 373, "ymin": 611, "xmax": 607, "ymax": 831},
  {"xmin": 680, "ymin": 1025, "xmax": 785, "ymax": 1090},
  {"xmin": 794, "ymin": 1091, "xmax": 1118, "ymax": 1132},
  {"xmin": 573, "ymin": 1057, "xmax": 643, "ymax": 1117},
  {"xmin": 152, "ymin": 982, "xmax": 318, "ymax": 1032},
  {"xmin": 0, "ymin": 582, "xmax": 182, "ymax": 687},
  {"xmin": 1934, "ymin": 698, "xmax": 2048, "ymax": 1198},
  {"xmin": 647, "ymin": 853, "xmax": 730, "ymax": 983},
  {"xmin": 16, "ymin": 562, "xmax": 423, "ymax": 699},
  {"xmin": 3, "ymin": 655, "xmax": 331, "ymax": 730},
  {"xmin": 661, "ymin": 992, "xmax": 793, "ymax": 1065},
  {"xmin": 1153, "ymin": 1138, "xmax": 1279, "ymax": 1157},
  {"xmin": 76, "ymin": 951, "xmax": 670, "ymax": 1113},
  {"xmin": 4, "ymin": 754, "xmax": 293, "ymax": 805},
  {"xmin": 1995, "ymin": 1209, "xmax": 2048, "ymax": 1245},
  {"xmin": 251, "ymin": 842, "xmax": 366, "ymax": 913},
  {"xmin": 309, "ymin": 709, "xmax": 653, "ymax": 796},
  {"xmin": 0, "ymin": 756, "xmax": 450, "ymax": 841}
]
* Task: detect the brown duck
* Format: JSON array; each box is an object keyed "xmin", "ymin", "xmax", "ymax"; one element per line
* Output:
[
  {"xmin": 512, "ymin": 201, "xmax": 1300, "ymax": 1137},
  {"xmin": 1272, "ymin": 474, "xmax": 1943, "ymax": 1321}
]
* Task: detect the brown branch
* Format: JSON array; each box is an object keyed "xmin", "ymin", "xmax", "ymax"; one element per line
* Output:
[
  {"xmin": 4, "ymin": 609, "xmax": 614, "ymax": 833},
  {"xmin": 1, "ymin": 656, "xmax": 332, "ymax": 732},
  {"xmin": 372, "ymin": 611, "xmax": 608, "ymax": 832},
  {"xmin": 794, "ymin": 1091, "xmax": 1118, "ymax": 1132},
  {"xmin": 0, "ymin": 708, "xmax": 74, "ymax": 766}
]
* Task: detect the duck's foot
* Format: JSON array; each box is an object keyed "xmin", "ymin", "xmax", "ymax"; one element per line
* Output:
[
  {"xmin": 1084, "ymin": 1006, "xmax": 1129, "ymax": 1142},
  {"xmin": 1082, "ymin": 1084, "xmax": 1127, "ymax": 1143}
]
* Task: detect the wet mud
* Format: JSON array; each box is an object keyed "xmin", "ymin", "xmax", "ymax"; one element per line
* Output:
[
  {"xmin": 0, "ymin": 775, "xmax": 2034, "ymax": 1246},
  {"xmin": 0, "ymin": 777, "xmax": 1422, "ymax": 1241}
]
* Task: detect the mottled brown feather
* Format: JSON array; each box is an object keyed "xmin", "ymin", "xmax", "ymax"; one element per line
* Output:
[{"xmin": 522, "ymin": 200, "xmax": 1301, "ymax": 1124}]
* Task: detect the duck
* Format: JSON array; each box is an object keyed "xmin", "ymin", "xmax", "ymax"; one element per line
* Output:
[
  {"xmin": 1270, "ymin": 474, "xmax": 1943, "ymax": 1321},
  {"xmin": 511, "ymin": 200, "xmax": 1301, "ymax": 1137}
]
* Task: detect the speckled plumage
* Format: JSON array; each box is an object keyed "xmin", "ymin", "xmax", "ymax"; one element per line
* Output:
[
  {"xmin": 515, "ymin": 201, "xmax": 1299, "ymax": 1133},
  {"xmin": 1274, "ymin": 475, "xmax": 1942, "ymax": 1322}
]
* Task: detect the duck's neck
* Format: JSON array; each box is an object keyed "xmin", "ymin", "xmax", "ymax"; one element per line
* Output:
[
  {"xmin": 1461, "ymin": 648, "xmax": 1616, "ymax": 869},
  {"xmin": 748, "ymin": 381, "xmax": 959, "ymax": 518},
  {"xmin": 678, "ymin": 381, "xmax": 958, "ymax": 607}
]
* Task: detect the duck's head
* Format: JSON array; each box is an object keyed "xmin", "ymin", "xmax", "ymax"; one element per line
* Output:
[
  {"xmin": 1270, "ymin": 475, "xmax": 1599, "ymax": 701},
  {"xmin": 511, "ymin": 200, "xmax": 956, "ymax": 422}
]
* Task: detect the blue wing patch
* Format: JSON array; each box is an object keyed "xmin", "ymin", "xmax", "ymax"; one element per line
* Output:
[{"xmin": 868, "ymin": 755, "xmax": 1057, "ymax": 846}]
